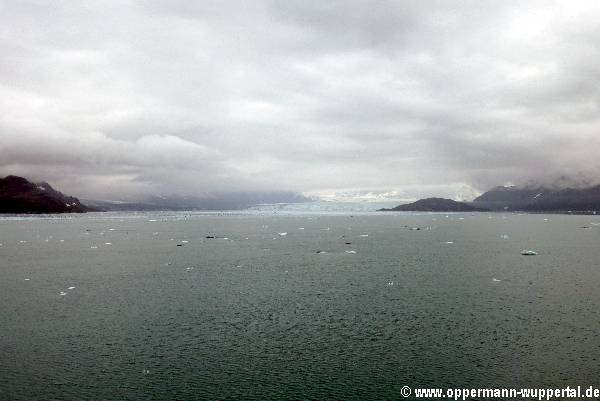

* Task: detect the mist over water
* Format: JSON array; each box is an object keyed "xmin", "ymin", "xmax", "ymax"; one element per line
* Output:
[{"xmin": 2, "ymin": 211, "xmax": 600, "ymax": 400}]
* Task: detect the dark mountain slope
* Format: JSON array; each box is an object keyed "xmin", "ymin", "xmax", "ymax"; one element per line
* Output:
[{"xmin": 0, "ymin": 175, "xmax": 94, "ymax": 213}]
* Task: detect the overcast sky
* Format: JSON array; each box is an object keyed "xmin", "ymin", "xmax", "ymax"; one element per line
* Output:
[{"xmin": 1, "ymin": 0, "xmax": 600, "ymax": 200}]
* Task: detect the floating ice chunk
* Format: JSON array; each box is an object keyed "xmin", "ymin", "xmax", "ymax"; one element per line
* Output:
[
  {"xmin": 359, "ymin": 234, "xmax": 369, "ymax": 237},
  {"xmin": 68, "ymin": 286, "xmax": 76, "ymax": 290},
  {"xmin": 543, "ymin": 218, "xmax": 549, "ymax": 221},
  {"xmin": 387, "ymin": 281, "xmax": 394, "ymax": 286},
  {"xmin": 521, "ymin": 250, "xmax": 537, "ymax": 256},
  {"xmin": 500, "ymin": 234, "xmax": 509, "ymax": 239},
  {"xmin": 105, "ymin": 242, "xmax": 112, "ymax": 245},
  {"xmin": 278, "ymin": 232, "xmax": 288, "ymax": 236},
  {"xmin": 59, "ymin": 291, "xmax": 67, "ymax": 296},
  {"xmin": 492, "ymin": 278, "xmax": 502, "ymax": 282},
  {"xmin": 148, "ymin": 219, "xmax": 157, "ymax": 222},
  {"xmin": 24, "ymin": 278, "xmax": 30, "ymax": 281},
  {"xmin": 60, "ymin": 239, "xmax": 65, "ymax": 242},
  {"xmin": 345, "ymin": 250, "xmax": 357, "ymax": 254},
  {"xmin": 181, "ymin": 240, "xmax": 189, "ymax": 243},
  {"xmin": 298, "ymin": 227, "xmax": 305, "ymax": 230},
  {"xmin": 109, "ymin": 228, "xmax": 115, "ymax": 231},
  {"xmin": 445, "ymin": 241, "xmax": 454, "ymax": 244},
  {"xmin": 321, "ymin": 227, "xmax": 330, "ymax": 231},
  {"xmin": 223, "ymin": 237, "xmax": 229, "ymax": 240},
  {"xmin": 19, "ymin": 240, "xmax": 27, "ymax": 243},
  {"xmin": 90, "ymin": 246, "xmax": 98, "ymax": 249}
]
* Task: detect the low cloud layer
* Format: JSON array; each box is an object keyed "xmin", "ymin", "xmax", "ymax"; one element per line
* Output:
[{"xmin": 1, "ymin": 0, "xmax": 600, "ymax": 200}]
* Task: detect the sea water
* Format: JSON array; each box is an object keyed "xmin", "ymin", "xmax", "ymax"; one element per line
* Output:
[{"xmin": 1, "ymin": 210, "xmax": 600, "ymax": 400}]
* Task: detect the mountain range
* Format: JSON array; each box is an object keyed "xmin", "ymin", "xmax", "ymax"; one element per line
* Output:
[
  {"xmin": 379, "ymin": 197, "xmax": 487, "ymax": 212},
  {"xmin": 0, "ymin": 175, "xmax": 312, "ymax": 213},
  {"xmin": 0, "ymin": 175, "xmax": 93, "ymax": 213},
  {"xmin": 470, "ymin": 185, "xmax": 600, "ymax": 213},
  {"xmin": 83, "ymin": 192, "xmax": 312, "ymax": 211}
]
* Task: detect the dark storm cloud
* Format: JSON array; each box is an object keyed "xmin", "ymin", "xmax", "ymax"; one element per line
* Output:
[{"xmin": 1, "ymin": 0, "xmax": 599, "ymax": 199}]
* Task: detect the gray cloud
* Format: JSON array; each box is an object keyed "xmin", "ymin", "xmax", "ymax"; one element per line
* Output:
[{"xmin": 1, "ymin": 0, "xmax": 599, "ymax": 199}]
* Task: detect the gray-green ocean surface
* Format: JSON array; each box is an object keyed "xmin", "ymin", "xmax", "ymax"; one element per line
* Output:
[{"xmin": 1, "ymin": 211, "xmax": 600, "ymax": 400}]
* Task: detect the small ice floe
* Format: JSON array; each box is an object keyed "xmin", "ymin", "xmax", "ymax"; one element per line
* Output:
[
  {"xmin": 181, "ymin": 240, "xmax": 189, "ymax": 243},
  {"xmin": 298, "ymin": 227, "xmax": 305, "ymax": 230},
  {"xmin": 543, "ymin": 218, "xmax": 549, "ymax": 221},
  {"xmin": 105, "ymin": 242, "xmax": 112, "ymax": 245},
  {"xmin": 500, "ymin": 234, "xmax": 509, "ymax": 239},
  {"xmin": 278, "ymin": 232, "xmax": 287, "ymax": 236},
  {"xmin": 459, "ymin": 217, "xmax": 465, "ymax": 220},
  {"xmin": 521, "ymin": 250, "xmax": 538, "ymax": 256},
  {"xmin": 148, "ymin": 219, "xmax": 157, "ymax": 222},
  {"xmin": 445, "ymin": 241, "xmax": 454, "ymax": 244},
  {"xmin": 90, "ymin": 246, "xmax": 98, "ymax": 249},
  {"xmin": 186, "ymin": 267, "xmax": 194, "ymax": 271},
  {"xmin": 492, "ymin": 278, "xmax": 502, "ymax": 282},
  {"xmin": 109, "ymin": 228, "xmax": 115, "ymax": 231},
  {"xmin": 223, "ymin": 237, "xmax": 229, "ymax": 240},
  {"xmin": 387, "ymin": 281, "xmax": 394, "ymax": 286},
  {"xmin": 59, "ymin": 291, "xmax": 68, "ymax": 296},
  {"xmin": 68, "ymin": 286, "xmax": 76, "ymax": 290},
  {"xmin": 24, "ymin": 278, "xmax": 30, "ymax": 281},
  {"xmin": 359, "ymin": 234, "xmax": 369, "ymax": 237},
  {"xmin": 345, "ymin": 250, "xmax": 357, "ymax": 254},
  {"xmin": 19, "ymin": 240, "xmax": 27, "ymax": 243}
]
